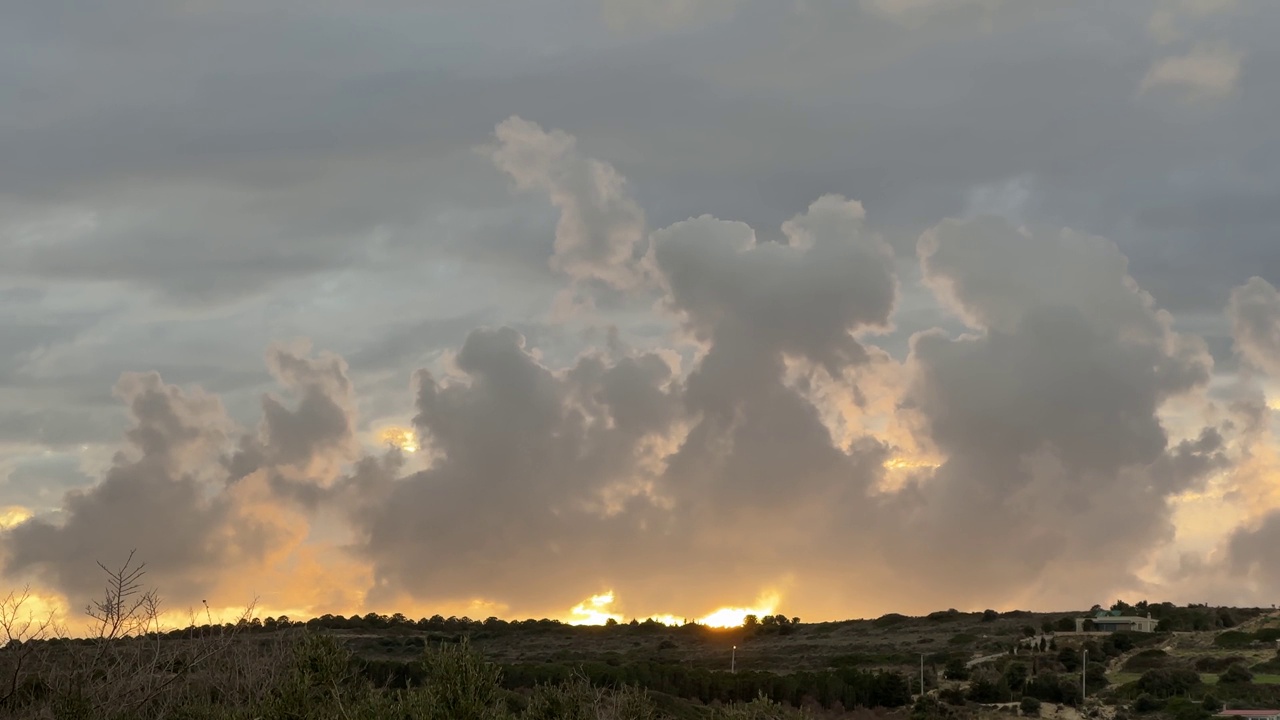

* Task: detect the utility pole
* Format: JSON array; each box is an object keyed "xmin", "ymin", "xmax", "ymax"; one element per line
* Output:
[
  {"xmin": 921, "ymin": 654, "xmax": 925, "ymax": 696},
  {"xmin": 1082, "ymin": 648, "xmax": 1088, "ymax": 701},
  {"xmin": 731, "ymin": 645, "xmax": 736, "ymax": 674}
]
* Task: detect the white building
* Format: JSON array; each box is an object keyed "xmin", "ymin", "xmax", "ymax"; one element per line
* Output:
[{"xmin": 1074, "ymin": 611, "xmax": 1158, "ymax": 633}]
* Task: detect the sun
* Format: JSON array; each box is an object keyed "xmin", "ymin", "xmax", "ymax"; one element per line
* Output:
[
  {"xmin": 697, "ymin": 592, "xmax": 780, "ymax": 628},
  {"xmin": 376, "ymin": 426, "xmax": 418, "ymax": 454}
]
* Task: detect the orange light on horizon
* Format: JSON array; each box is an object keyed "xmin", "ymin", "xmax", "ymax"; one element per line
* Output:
[
  {"xmin": 697, "ymin": 591, "xmax": 779, "ymax": 628},
  {"xmin": 563, "ymin": 590, "xmax": 781, "ymax": 628},
  {"xmin": 566, "ymin": 591, "xmax": 623, "ymax": 625}
]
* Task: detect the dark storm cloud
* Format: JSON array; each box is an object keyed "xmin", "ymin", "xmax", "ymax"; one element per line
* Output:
[
  {"xmin": 3, "ymin": 0, "xmax": 1277, "ymax": 310},
  {"xmin": 2, "ymin": 343, "xmax": 370, "ymax": 610},
  {"xmin": 880, "ymin": 216, "xmax": 1221, "ymax": 608},
  {"xmin": 2, "ymin": 373, "xmax": 262, "ymax": 605},
  {"xmin": 347, "ymin": 326, "xmax": 684, "ymax": 611}
]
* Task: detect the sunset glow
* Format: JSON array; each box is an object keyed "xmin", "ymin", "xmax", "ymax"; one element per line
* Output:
[
  {"xmin": 566, "ymin": 591, "xmax": 623, "ymax": 625},
  {"xmin": 882, "ymin": 457, "xmax": 941, "ymax": 471},
  {"xmin": 697, "ymin": 592, "xmax": 780, "ymax": 628},
  {"xmin": 376, "ymin": 426, "xmax": 418, "ymax": 453},
  {"xmin": 563, "ymin": 590, "xmax": 781, "ymax": 628},
  {"xmin": 0, "ymin": 505, "xmax": 33, "ymax": 531}
]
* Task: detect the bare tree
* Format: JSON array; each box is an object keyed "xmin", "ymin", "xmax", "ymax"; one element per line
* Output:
[{"xmin": 0, "ymin": 586, "xmax": 61, "ymax": 708}]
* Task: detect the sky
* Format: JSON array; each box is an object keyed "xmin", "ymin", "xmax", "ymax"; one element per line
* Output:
[{"xmin": 3, "ymin": 0, "xmax": 1280, "ymax": 631}]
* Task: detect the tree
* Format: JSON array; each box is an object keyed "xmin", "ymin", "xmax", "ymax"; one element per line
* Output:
[
  {"xmin": 982, "ymin": 609, "xmax": 999, "ymax": 623},
  {"xmin": 1004, "ymin": 662, "xmax": 1030, "ymax": 693},
  {"xmin": 944, "ymin": 657, "xmax": 970, "ymax": 681},
  {"xmin": 1023, "ymin": 626, "xmax": 1038, "ymax": 638},
  {"xmin": 742, "ymin": 614, "xmax": 759, "ymax": 629},
  {"xmin": 1020, "ymin": 696, "xmax": 1042, "ymax": 717},
  {"xmin": 1058, "ymin": 646, "xmax": 1081, "ymax": 672},
  {"xmin": 967, "ymin": 677, "xmax": 1005, "ymax": 704},
  {"xmin": 1201, "ymin": 695, "xmax": 1223, "ymax": 713}
]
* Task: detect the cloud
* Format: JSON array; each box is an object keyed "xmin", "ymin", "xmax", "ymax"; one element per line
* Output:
[
  {"xmin": 345, "ymin": 325, "xmax": 686, "ymax": 613},
  {"xmin": 1142, "ymin": 44, "xmax": 1242, "ymax": 101},
  {"xmin": 1148, "ymin": 0, "xmax": 1237, "ymax": 45},
  {"xmin": 599, "ymin": 0, "xmax": 744, "ymax": 32},
  {"xmin": 888, "ymin": 215, "xmax": 1219, "ymax": 609},
  {"xmin": 1, "ymin": 373, "xmax": 266, "ymax": 606},
  {"xmin": 486, "ymin": 116, "xmax": 647, "ymax": 290},
  {"xmin": 1224, "ymin": 511, "xmax": 1280, "ymax": 596},
  {"xmin": 0, "ymin": 343, "xmax": 372, "ymax": 618},
  {"xmin": 1228, "ymin": 276, "xmax": 1280, "ymax": 377},
  {"xmin": 859, "ymin": 0, "xmax": 1008, "ymax": 25},
  {"xmin": 7, "ymin": 96, "xmax": 1280, "ymax": 622}
]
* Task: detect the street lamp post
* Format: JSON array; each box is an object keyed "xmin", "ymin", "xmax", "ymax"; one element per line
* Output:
[
  {"xmin": 921, "ymin": 654, "xmax": 925, "ymax": 696},
  {"xmin": 731, "ymin": 646, "xmax": 736, "ymax": 674},
  {"xmin": 1082, "ymin": 648, "xmax": 1088, "ymax": 701}
]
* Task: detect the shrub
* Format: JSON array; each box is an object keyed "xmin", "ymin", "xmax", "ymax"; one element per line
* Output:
[
  {"xmin": 1195, "ymin": 655, "xmax": 1249, "ymax": 673},
  {"xmin": 1201, "ymin": 695, "xmax": 1223, "ymax": 713},
  {"xmin": 967, "ymin": 677, "xmax": 1006, "ymax": 704},
  {"xmin": 1215, "ymin": 631, "xmax": 1255, "ymax": 649},
  {"xmin": 1219, "ymin": 663, "xmax": 1255, "ymax": 685},
  {"xmin": 1020, "ymin": 696, "xmax": 1042, "ymax": 716},
  {"xmin": 1124, "ymin": 650, "xmax": 1171, "ymax": 672},
  {"xmin": 943, "ymin": 657, "xmax": 970, "ymax": 681},
  {"xmin": 1165, "ymin": 696, "xmax": 1212, "ymax": 720},
  {"xmin": 939, "ymin": 687, "xmax": 967, "ymax": 706},
  {"xmin": 1133, "ymin": 693, "xmax": 1163, "ymax": 713},
  {"xmin": 1136, "ymin": 668, "xmax": 1202, "ymax": 697}
]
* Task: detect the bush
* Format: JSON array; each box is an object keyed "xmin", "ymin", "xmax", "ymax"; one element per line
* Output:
[
  {"xmin": 1201, "ymin": 695, "xmax": 1223, "ymax": 713},
  {"xmin": 1195, "ymin": 655, "xmax": 1248, "ymax": 673},
  {"xmin": 943, "ymin": 657, "xmax": 971, "ymax": 681},
  {"xmin": 1020, "ymin": 696, "xmax": 1042, "ymax": 716},
  {"xmin": 1165, "ymin": 696, "xmax": 1212, "ymax": 720},
  {"xmin": 1219, "ymin": 663, "xmax": 1255, "ymax": 685},
  {"xmin": 1136, "ymin": 668, "xmax": 1202, "ymax": 697},
  {"xmin": 1215, "ymin": 631, "xmax": 1255, "ymax": 649},
  {"xmin": 967, "ymin": 677, "xmax": 1007, "ymax": 704},
  {"xmin": 1124, "ymin": 650, "xmax": 1171, "ymax": 672},
  {"xmin": 1133, "ymin": 693, "xmax": 1164, "ymax": 713}
]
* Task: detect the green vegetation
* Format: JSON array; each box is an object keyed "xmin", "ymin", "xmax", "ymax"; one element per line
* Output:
[{"xmin": 4, "ymin": 563, "xmax": 1279, "ymax": 719}]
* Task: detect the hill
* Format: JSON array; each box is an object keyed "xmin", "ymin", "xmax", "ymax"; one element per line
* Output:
[{"xmin": 5, "ymin": 590, "xmax": 1280, "ymax": 719}]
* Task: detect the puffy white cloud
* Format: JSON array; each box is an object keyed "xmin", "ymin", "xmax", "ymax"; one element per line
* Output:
[
  {"xmin": 486, "ymin": 116, "xmax": 647, "ymax": 289},
  {"xmin": 1228, "ymin": 276, "xmax": 1280, "ymax": 377}
]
